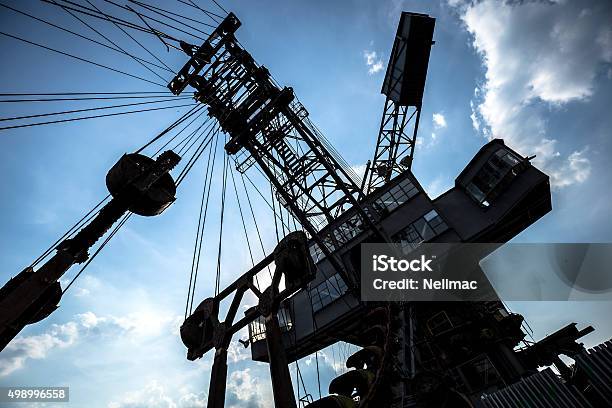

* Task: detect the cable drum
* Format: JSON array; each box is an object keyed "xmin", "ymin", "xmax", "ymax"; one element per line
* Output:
[{"xmin": 105, "ymin": 153, "xmax": 177, "ymax": 216}]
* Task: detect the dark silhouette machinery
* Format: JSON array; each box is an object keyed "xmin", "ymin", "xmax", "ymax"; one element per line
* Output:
[
  {"xmin": 0, "ymin": 6, "xmax": 610, "ymax": 408},
  {"xmin": 169, "ymin": 11, "xmax": 609, "ymax": 408}
]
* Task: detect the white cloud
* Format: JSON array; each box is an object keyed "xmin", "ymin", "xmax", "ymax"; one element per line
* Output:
[
  {"xmin": 0, "ymin": 321, "xmax": 79, "ymax": 376},
  {"xmin": 177, "ymin": 392, "xmax": 207, "ymax": 408},
  {"xmin": 73, "ymin": 287, "xmax": 91, "ymax": 297},
  {"xmin": 549, "ymin": 148, "xmax": 592, "ymax": 188},
  {"xmin": 108, "ymin": 380, "xmax": 205, "ymax": 408},
  {"xmin": 363, "ymin": 50, "xmax": 384, "ymax": 75},
  {"xmin": 226, "ymin": 368, "xmax": 266, "ymax": 408},
  {"xmin": 432, "ymin": 113, "xmax": 447, "ymax": 129},
  {"xmin": 0, "ymin": 311, "xmax": 182, "ymax": 377},
  {"xmin": 469, "ymin": 100, "xmax": 480, "ymax": 131},
  {"xmin": 107, "ymin": 368, "xmax": 269, "ymax": 408},
  {"xmin": 454, "ymin": 0, "xmax": 612, "ymax": 189},
  {"xmin": 425, "ymin": 132, "xmax": 438, "ymax": 148},
  {"xmin": 227, "ymin": 327, "xmax": 251, "ymax": 363}
]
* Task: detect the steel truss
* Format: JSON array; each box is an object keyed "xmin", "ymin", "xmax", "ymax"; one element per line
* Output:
[
  {"xmin": 363, "ymin": 99, "xmax": 420, "ymax": 194},
  {"xmin": 169, "ymin": 13, "xmax": 387, "ymax": 285}
]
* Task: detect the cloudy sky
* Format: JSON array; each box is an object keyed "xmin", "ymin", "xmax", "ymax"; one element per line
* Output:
[{"xmin": 1, "ymin": 0, "xmax": 611, "ymax": 406}]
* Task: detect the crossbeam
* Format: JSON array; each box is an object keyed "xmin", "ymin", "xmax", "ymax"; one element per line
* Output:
[{"xmin": 181, "ymin": 231, "xmax": 315, "ymax": 408}]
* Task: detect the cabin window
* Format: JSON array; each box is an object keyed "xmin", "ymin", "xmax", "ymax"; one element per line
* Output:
[
  {"xmin": 465, "ymin": 149, "xmax": 525, "ymax": 207},
  {"xmin": 372, "ymin": 177, "xmax": 419, "ymax": 214},
  {"xmin": 309, "ymin": 243, "xmax": 325, "ymax": 262},
  {"xmin": 393, "ymin": 209, "xmax": 449, "ymax": 253},
  {"xmin": 248, "ymin": 307, "xmax": 293, "ymax": 343},
  {"xmin": 309, "ymin": 273, "xmax": 348, "ymax": 312}
]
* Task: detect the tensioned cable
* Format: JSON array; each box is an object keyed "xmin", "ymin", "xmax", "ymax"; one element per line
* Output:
[
  {"xmin": 238, "ymin": 170, "xmax": 274, "ymax": 281},
  {"xmin": 210, "ymin": 0, "xmax": 228, "ymax": 15},
  {"xmin": 188, "ymin": 131, "xmax": 220, "ymax": 313},
  {"xmin": 0, "ymin": 97, "xmax": 190, "ymax": 122},
  {"xmin": 174, "ymin": 94, "xmax": 234, "ymax": 185},
  {"xmin": 240, "ymin": 171, "xmax": 292, "ymax": 232},
  {"xmin": 271, "ymin": 182, "xmax": 280, "ymax": 242},
  {"xmin": 0, "ymin": 2, "xmax": 172, "ymax": 76},
  {"xmin": 248, "ymin": 160, "xmax": 306, "ymax": 228},
  {"xmin": 269, "ymin": 153, "xmax": 287, "ymax": 238},
  {"xmin": 128, "ymin": 0, "xmax": 214, "ymax": 35},
  {"xmin": 295, "ymin": 360, "xmax": 311, "ymax": 404},
  {"xmin": 174, "ymin": 123, "xmax": 206, "ymax": 156},
  {"xmin": 153, "ymin": 108, "xmax": 207, "ymax": 156},
  {"xmin": 214, "ymin": 153, "xmax": 229, "ymax": 296},
  {"xmin": 0, "ymin": 92, "xmax": 167, "ymax": 96},
  {"xmin": 31, "ymin": 194, "xmax": 112, "ymax": 268},
  {"xmin": 87, "ymin": 0, "xmax": 174, "ymax": 73},
  {"xmin": 185, "ymin": 131, "xmax": 216, "ymax": 317},
  {"xmin": 0, "ymin": 102, "xmax": 195, "ymax": 131},
  {"xmin": 176, "ymin": 124, "xmax": 209, "ymax": 157},
  {"xmin": 0, "ymin": 94, "xmax": 174, "ymax": 103},
  {"xmin": 52, "ymin": 0, "xmax": 181, "ymax": 57},
  {"xmin": 187, "ymin": 130, "xmax": 220, "ymax": 315},
  {"xmin": 166, "ymin": 96, "xmax": 218, "ymax": 155},
  {"xmin": 129, "ymin": 0, "xmax": 216, "ymax": 30},
  {"xmin": 135, "ymin": 103, "xmax": 202, "ymax": 153},
  {"xmin": 303, "ymin": 284, "xmax": 326, "ymax": 400},
  {"xmin": 42, "ymin": 0, "xmax": 180, "ymax": 43},
  {"xmin": 174, "ymin": 115, "xmax": 216, "ymax": 155},
  {"xmin": 58, "ymin": 1, "xmax": 171, "ymax": 81},
  {"xmin": 176, "ymin": 124, "xmax": 220, "ymax": 186},
  {"xmin": 331, "ymin": 344, "xmax": 338, "ymax": 376},
  {"xmin": 0, "ymin": 31, "xmax": 166, "ymax": 87},
  {"xmin": 177, "ymin": 0, "xmax": 223, "ymax": 22},
  {"xmin": 172, "ymin": 118, "xmax": 208, "ymax": 154},
  {"xmin": 102, "ymin": 0, "xmax": 208, "ymax": 41},
  {"xmin": 62, "ymin": 212, "xmax": 132, "ymax": 294},
  {"xmin": 229, "ymin": 165, "xmax": 257, "ymax": 283},
  {"xmin": 128, "ymin": 5, "xmax": 171, "ymax": 52}
]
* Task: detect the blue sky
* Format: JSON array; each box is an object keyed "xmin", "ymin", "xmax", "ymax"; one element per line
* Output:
[{"xmin": 0, "ymin": 0, "xmax": 611, "ymax": 406}]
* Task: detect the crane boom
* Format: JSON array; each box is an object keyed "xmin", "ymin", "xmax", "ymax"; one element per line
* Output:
[
  {"xmin": 0, "ymin": 151, "xmax": 181, "ymax": 351},
  {"xmin": 363, "ymin": 12, "xmax": 435, "ymax": 194}
]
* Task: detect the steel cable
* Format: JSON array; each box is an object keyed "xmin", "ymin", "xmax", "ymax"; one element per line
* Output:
[
  {"xmin": 0, "ymin": 2, "xmax": 173, "ymax": 76},
  {"xmin": 0, "ymin": 97, "xmax": 190, "ymax": 123},
  {"xmin": 0, "ymin": 102, "xmax": 195, "ymax": 131},
  {"xmin": 62, "ymin": 212, "xmax": 132, "ymax": 294},
  {"xmin": 87, "ymin": 0, "xmax": 174, "ymax": 73},
  {"xmin": 177, "ymin": 0, "xmax": 223, "ymax": 22},
  {"xmin": 0, "ymin": 31, "xmax": 166, "ymax": 87},
  {"xmin": 30, "ymin": 194, "xmax": 112, "ymax": 268},
  {"xmin": 186, "ymin": 130, "xmax": 220, "ymax": 315},
  {"xmin": 129, "ymin": 0, "xmax": 216, "ymax": 29},
  {"xmin": 42, "ymin": 0, "xmax": 180, "ymax": 42}
]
